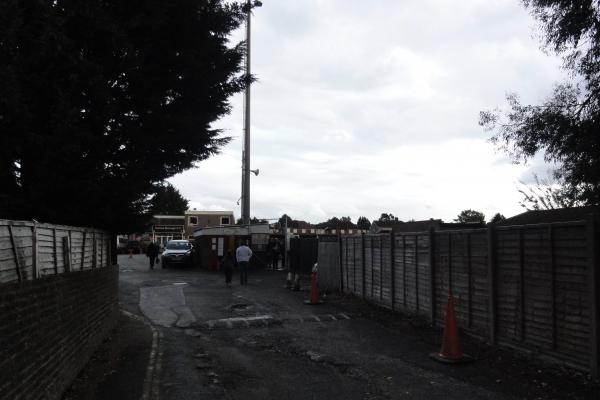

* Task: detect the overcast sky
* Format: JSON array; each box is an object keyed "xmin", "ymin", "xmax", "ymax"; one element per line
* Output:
[{"xmin": 169, "ymin": 0, "xmax": 566, "ymax": 224}]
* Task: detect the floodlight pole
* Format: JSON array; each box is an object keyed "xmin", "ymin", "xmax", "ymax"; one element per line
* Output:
[{"xmin": 241, "ymin": 0, "xmax": 253, "ymax": 226}]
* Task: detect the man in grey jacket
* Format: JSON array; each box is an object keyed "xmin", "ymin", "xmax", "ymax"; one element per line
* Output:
[{"xmin": 235, "ymin": 241, "xmax": 253, "ymax": 285}]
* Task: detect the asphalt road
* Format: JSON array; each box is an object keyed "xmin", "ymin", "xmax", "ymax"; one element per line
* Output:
[{"xmin": 66, "ymin": 254, "xmax": 599, "ymax": 400}]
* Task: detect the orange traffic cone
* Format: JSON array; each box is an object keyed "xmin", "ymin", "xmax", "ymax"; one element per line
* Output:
[
  {"xmin": 430, "ymin": 294, "xmax": 471, "ymax": 363},
  {"xmin": 304, "ymin": 263, "xmax": 324, "ymax": 305}
]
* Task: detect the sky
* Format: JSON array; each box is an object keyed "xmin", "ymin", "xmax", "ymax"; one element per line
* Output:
[{"xmin": 169, "ymin": 0, "xmax": 567, "ymax": 224}]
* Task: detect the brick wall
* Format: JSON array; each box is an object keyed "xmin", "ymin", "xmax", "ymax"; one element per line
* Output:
[{"xmin": 0, "ymin": 266, "xmax": 119, "ymax": 400}]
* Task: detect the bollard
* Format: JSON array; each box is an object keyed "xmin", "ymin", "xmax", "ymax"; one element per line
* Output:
[
  {"xmin": 304, "ymin": 263, "xmax": 324, "ymax": 305},
  {"xmin": 128, "ymin": 248, "xmax": 133, "ymax": 259},
  {"xmin": 285, "ymin": 272, "xmax": 293, "ymax": 289}
]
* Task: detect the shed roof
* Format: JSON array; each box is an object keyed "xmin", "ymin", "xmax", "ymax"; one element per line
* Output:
[{"xmin": 498, "ymin": 206, "xmax": 600, "ymax": 226}]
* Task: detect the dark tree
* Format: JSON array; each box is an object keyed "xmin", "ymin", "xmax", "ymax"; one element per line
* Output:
[
  {"xmin": 377, "ymin": 213, "xmax": 399, "ymax": 222},
  {"xmin": 356, "ymin": 216, "xmax": 371, "ymax": 230},
  {"xmin": 316, "ymin": 216, "xmax": 355, "ymax": 230},
  {"xmin": 489, "ymin": 213, "xmax": 506, "ymax": 224},
  {"xmin": 0, "ymin": 0, "xmax": 249, "ymax": 231},
  {"xmin": 148, "ymin": 183, "xmax": 189, "ymax": 215},
  {"xmin": 454, "ymin": 209, "xmax": 486, "ymax": 224},
  {"xmin": 480, "ymin": 1, "xmax": 600, "ymax": 206}
]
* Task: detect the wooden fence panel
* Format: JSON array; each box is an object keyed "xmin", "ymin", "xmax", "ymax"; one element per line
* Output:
[
  {"xmin": 372, "ymin": 235, "xmax": 382, "ymax": 303},
  {"xmin": 317, "ymin": 237, "xmax": 340, "ymax": 291},
  {"xmin": 330, "ymin": 219, "xmax": 596, "ymax": 374},
  {"xmin": 495, "ymin": 229, "xmax": 521, "ymax": 342},
  {"xmin": 393, "ymin": 235, "xmax": 407, "ymax": 309},
  {"xmin": 553, "ymin": 225, "xmax": 590, "ymax": 368},
  {"xmin": 346, "ymin": 237, "xmax": 357, "ymax": 294},
  {"xmin": 522, "ymin": 228, "xmax": 554, "ymax": 350},
  {"xmin": 0, "ymin": 220, "xmax": 111, "ymax": 284},
  {"xmin": 37, "ymin": 227, "xmax": 57, "ymax": 276},
  {"xmin": 380, "ymin": 234, "xmax": 393, "ymax": 309},
  {"xmin": 364, "ymin": 237, "xmax": 374, "ymax": 301},
  {"xmin": 403, "ymin": 235, "xmax": 419, "ymax": 312},
  {"xmin": 416, "ymin": 234, "xmax": 431, "ymax": 317},
  {"xmin": 355, "ymin": 236, "xmax": 364, "ymax": 296},
  {"xmin": 434, "ymin": 232, "xmax": 450, "ymax": 323},
  {"xmin": 469, "ymin": 231, "xmax": 490, "ymax": 336}
]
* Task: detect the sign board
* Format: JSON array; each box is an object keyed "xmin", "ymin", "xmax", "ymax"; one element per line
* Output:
[{"xmin": 154, "ymin": 225, "xmax": 183, "ymax": 233}]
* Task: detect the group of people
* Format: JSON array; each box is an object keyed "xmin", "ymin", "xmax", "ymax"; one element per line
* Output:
[{"xmin": 143, "ymin": 238, "xmax": 282, "ymax": 287}]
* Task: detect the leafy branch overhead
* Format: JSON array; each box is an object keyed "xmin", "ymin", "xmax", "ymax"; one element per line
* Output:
[
  {"xmin": 0, "ymin": 0, "xmax": 250, "ymax": 231},
  {"xmin": 480, "ymin": 1, "xmax": 600, "ymax": 206}
]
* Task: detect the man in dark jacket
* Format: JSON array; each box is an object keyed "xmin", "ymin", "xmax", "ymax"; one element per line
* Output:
[{"xmin": 147, "ymin": 242, "xmax": 160, "ymax": 269}]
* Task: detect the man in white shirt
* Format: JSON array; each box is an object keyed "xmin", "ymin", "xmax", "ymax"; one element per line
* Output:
[{"xmin": 235, "ymin": 241, "xmax": 253, "ymax": 285}]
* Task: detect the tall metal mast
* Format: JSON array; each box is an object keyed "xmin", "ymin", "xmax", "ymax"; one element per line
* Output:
[{"xmin": 241, "ymin": 0, "xmax": 253, "ymax": 226}]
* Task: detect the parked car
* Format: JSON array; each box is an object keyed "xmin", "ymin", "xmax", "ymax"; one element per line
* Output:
[{"xmin": 161, "ymin": 240, "xmax": 193, "ymax": 268}]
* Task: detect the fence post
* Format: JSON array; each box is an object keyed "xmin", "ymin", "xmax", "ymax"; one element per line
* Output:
[
  {"xmin": 32, "ymin": 223, "xmax": 38, "ymax": 279},
  {"xmin": 466, "ymin": 232, "xmax": 472, "ymax": 328},
  {"xmin": 338, "ymin": 234, "xmax": 344, "ymax": 292},
  {"xmin": 402, "ymin": 235, "xmax": 407, "ymax": 307},
  {"xmin": 370, "ymin": 236, "xmax": 375, "ymax": 300},
  {"xmin": 587, "ymin": 215, "xmax": 599, "ymax": 379},
  {"xmin": 81, "ymin": 230, "xmax": 87, "ymax": 270},
  {"xmin": 353, "ymin": 236, "xmax": 357, "ymax": 293},
  {"xmin": 415, "ymin": 234, "xmax": 419, "ymax": 312},
  {"xmin": 380, "ymin": 235, "xmax": 383, "ymax": 304},
  {"xmin": 8, "ymin": 224, "xmax": 23, "ymax": 282},
  {"xmin": 390, "ymin": 232, "xmax": 395, "ymax": 311},
  {"xmin": 53, "ymin": 228, "xmax": 58, "ymax": 274},
  {"xmin": 62, "ymin": 235, "xmax": 71, "ymax": 272},
  {"xmin": 429, "ymin": 227, "xmax": 436, "ymax": 326},
  {"xmin": 548, "ymin": 226, "xmax": 557, "ymax": 350},
  {"xmin": 518, "ymin": 228, "xmax": 526, "ymax": 342},
  {"xmin": 448, "ymin": 233, "xmax": 452, "ymax": 295},
  {"xmin": 361, "ymin": 233, "xmax": 366, "ymax": 299},
  {"xmin": 487, "ymin": 225, "xmax": 497, "ymax": 345},
  {"xmin": 92, "ymin": 232, "xmax": 97, "ymax": 268}
]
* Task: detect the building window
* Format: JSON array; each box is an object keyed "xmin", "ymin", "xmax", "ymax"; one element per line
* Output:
[
  {"xmin": 189, "ymin": 216, "xmax": 198, "ymax": 225},
  {"xmin": 220, "ymin": 216, "xmax": 230, "ymax": 225}
]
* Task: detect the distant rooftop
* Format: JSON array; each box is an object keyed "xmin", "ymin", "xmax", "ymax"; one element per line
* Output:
[
  {"xmin": 498, "ymin": 206, "xmax": 600, "ymax": 226},
  {"xmin": 184, "ymin": 210, "xmax": 234, "ymax": 216}
]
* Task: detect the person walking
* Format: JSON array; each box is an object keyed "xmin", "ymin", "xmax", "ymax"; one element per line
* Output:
[
  {"xmin": 235, "ymin": 240, "xmax": 252, "ymax": 285},
  {"xmin": 271, "ymin": 238, "xmax": 281, "ymax": 270},
  {"xmin": 146, "ymin": 241, "xmax": 159, "ymax": 270},
  {"xmin": 222, "ymin": 251, "xmax": 235, "ymax": 287}
]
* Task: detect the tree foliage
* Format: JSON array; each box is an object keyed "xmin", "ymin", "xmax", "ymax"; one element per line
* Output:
[
  {"xmin": 489, "ymin": 213, "xmax": 506, "ymax": 224},
  {"xmin": 315, "ymin": 216, "xmax": 355, "ymax": 230},
  {"xmin": 480, "ymin": 1, "xmax": 600, "ymax": 206},
  {"xmin": 454, "ymin": 209, "xmax": 485, "ymax": 224},
  {"xmin": 377, "ymin": 213, "xmax": 399, "ymax": 222},
  {"xmin": 518, "ymin": 172, "xmax": 585, "ymax": 210},
  {"xmin": 0, "ymin": 0, "xmax": 249, "ymax": 231},
  {"xmin": 148, "ymin": 183, "xmax": 189, "ymax": 216},
  {"xmin": 356, "ymin": 216, "xmax": 371, "ymax": 230}
]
